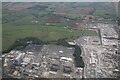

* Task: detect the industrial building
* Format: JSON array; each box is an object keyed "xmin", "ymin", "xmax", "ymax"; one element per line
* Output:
[
  {"xmin": 101, "ymin": 27, "xmax": 118, "ymax": 39},
  {"xmin": 2, "ymin": 44, "xmax": 83, "ymax": 78}
]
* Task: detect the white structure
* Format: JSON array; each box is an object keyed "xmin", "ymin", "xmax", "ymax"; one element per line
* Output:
[
  {"xmin": 68, "ymin": 42, "xmax": 76, "ymax": 45},
  {"xmin": 60, "ymin": 57, "xmax": 73, "ymax": 62},
  {"xmin": 90, "ymin": 57, "xmax": 97, "ymax": 64},
  {"xmin": 15, "ymin": 52, "xmax": 25, "ymax": 60},
  {"xmin": 101, "ymin": 27, "xmax": 118, "ymax": 39},
  {"xmin": 102, "ymin": 38, "xmax": 118, "ymax": 46},
  {"xmin": 32, "ymin": 62, "xmax": 40, "ymax": 66},
  {"xmin": 22, "ymin": 57, "xmax": 31, "ymax": 65},
  {"xmin": 90, "ymin": 52, "xmax": 98, "ymax": 65}
]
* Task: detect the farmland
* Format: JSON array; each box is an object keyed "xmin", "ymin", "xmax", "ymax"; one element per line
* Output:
[
  {"xmin": 2, "ymin": 2, "xmax": 116, "ymax": 24},
  {"xmin": 2, "ymin": 2, "xmax": 116, "ymax": 51},
  {"xmin": 3, "ymin": 24, "xmax": 97, "ymax": 51}
]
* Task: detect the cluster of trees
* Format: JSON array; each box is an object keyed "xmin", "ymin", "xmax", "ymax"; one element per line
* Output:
[
  {"xmin": 2, "ymin": 37, "xmax": 46, "ymax": 53},
  {"xmin": 56, "ymin": 38, "xmax": 71, "ymax": 47},
  {"xmin": 72, "ymin": 45, "xmax": 85, "ymax": 68}
]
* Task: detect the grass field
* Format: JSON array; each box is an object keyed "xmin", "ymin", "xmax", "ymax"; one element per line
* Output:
[
  {"xmin": 3, "ymin": 24, "xmax": 97, "ymax": 51},
  {"xmin": 4, "ymin": 2, "xmax": 115, "ymax": 51}
]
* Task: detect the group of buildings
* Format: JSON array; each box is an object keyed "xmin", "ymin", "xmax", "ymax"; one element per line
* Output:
[
  {"xmin": 76, "ymin": 21, "xmax": 119, "ymax": 78},
  {"xmin": 1, "ymin": 20, "xmax": 119, "ymax": 78},
  {"xmin": 2, "ymin": 44, "xmax": 83, "ymax": 78}
]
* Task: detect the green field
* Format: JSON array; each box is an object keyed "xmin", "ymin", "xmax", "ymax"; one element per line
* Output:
[
  {"xmin": 3, "ymin": 24, "xmax": 97, "ymax": 51},
  {"xmin": 3, "ymin": 2, "xmax": 116, "ymax": 51}
]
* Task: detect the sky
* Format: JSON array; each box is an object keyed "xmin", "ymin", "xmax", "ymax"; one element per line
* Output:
[{"xmin": 1, "ymin": 0, "xmax": 119, "ymax": 2}]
